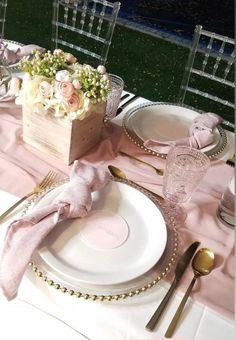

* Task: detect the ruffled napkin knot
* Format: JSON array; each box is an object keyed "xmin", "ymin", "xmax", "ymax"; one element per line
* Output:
[
  {"xmin": 144, "ymin": 112, "xmax": 223, "ymax": 153},
  {"xmin": 0, "ymin": 160, "xmax": 110, "ymax": 300},
  {"xmin": 0, "ymin": 41, "xmax": 45, "ymax": 65}
]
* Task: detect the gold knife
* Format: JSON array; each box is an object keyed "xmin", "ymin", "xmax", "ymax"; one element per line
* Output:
[
  {"xmin": 145, "ymin": 241, "xmax": 200, "ymax": 331},
  {"xmin": 119, "ymin": 151, "xmax": 164, "ymax": 176}
]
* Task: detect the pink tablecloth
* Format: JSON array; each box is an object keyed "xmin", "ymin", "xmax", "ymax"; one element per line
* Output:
[{"xmin": 0, "ymin": 100, "xmax": 234, "ymax": 319}]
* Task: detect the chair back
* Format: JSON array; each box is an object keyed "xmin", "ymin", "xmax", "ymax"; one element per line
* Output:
[
  {"xmin": 51, "ymin": 0, "xmax": 120, "ymax": 66},
  {"xmin": 178, "ymin": 25, "xmax": 235, "ymax": 125},
  {"xmin": 0, "ymin": 0, "xmax": 7, "ymax": 38}
]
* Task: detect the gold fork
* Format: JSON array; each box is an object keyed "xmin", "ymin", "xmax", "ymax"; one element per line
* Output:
[
  {"xmin": 0, "ymin": 170, "xmax": 57, "ymax": 222},
  {"xmin": 119, "ymin": 151, "xmax": 164, "ymax": 176}
]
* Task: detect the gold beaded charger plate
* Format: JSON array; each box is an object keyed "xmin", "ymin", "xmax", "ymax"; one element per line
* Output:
[
  {"xmin": 27, "ymin": 178, "xmax": 179, "ymax": 301},
  {"xmin": 123, "ymin": 102, "xmax": 227, "ymax": 159}
]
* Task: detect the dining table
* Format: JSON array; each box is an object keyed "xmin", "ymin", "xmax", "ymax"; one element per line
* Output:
[{"xmin": 0, "ymin": 52, "xmax": 235, "ymax": 340}]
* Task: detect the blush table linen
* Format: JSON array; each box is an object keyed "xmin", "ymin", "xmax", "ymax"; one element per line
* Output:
[{"xmin": 0, "ymin": 95, "xmax": 235, "ymax": 340}]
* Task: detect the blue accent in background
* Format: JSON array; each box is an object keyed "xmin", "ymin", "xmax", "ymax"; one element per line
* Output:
[{"xmin": 116, "ymin": 0, "xmax": 234, "ymax": 41}]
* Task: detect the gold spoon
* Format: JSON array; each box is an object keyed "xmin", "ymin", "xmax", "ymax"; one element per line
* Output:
[
  {"xmin": 108, "ymin": 165, "xmax": 164, "ymax": 202},
  {"xmin": 165, "ymin": 248, "xmax": 215, "ymax": 338}
]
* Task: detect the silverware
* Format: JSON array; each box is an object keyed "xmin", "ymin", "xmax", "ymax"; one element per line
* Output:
[
  {"xmin": 116, "ymin": 95, "xmax": 139, "ymax": 115},
  {"xmin": 226, "ymin": 154, "xmax": 235, "ymax": 167},
  {"xmin": 108, "ymin": 164, "xmax": 164, "ymax": 202},
  {"xmin": 120, "ymin": 93, "xmax": 130, "ymax": 102},
  {"xmin": 119, "ymin": 151, "xmax": 164, "ymax": 176},
  {"xmin": 165, "ymin": 248, "xmax": 215, "ymax": 338},
  {"xmin": 145, "ymin": 241, "xmax": 200, "ymax": 331},
  {"xmin": 0, "ymin": 170, "xmax": 57, "ymax": 222}
]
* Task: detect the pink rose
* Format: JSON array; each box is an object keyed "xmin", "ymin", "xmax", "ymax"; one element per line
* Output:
[
  {"xmin": 65, "ymin": 52, "xmax": 77, "ymax": 64},
  {"xmin": 56, "ymin": 81, "xmax": 74, "ymax": 98},
  {"xmin": 97, "ymin": 65, "xmax": 106, "ymax": 74},
  {"xmin": 64, "ymin": 93, "xmax": 81, "ymax": 112},
  {"xmin": 39, "ymin": 81, "xmax": 52, "ymax": 98},
  {"xmin": 53, "ymin": 49, "xmax": 63, "ymax": 55}
]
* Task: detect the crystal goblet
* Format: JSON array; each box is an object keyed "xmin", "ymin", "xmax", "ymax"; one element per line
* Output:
[
  {"xmin": 163, "ymin": 146, "xmax": 210, "ymax": 222},
  {"xmin": 104, "ymin": 74, "xmax": 124, "ymax": 123}
]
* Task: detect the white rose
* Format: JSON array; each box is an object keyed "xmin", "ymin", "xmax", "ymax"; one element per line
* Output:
[
  {"xmin": 53, "ymin": 49, "xmax": 63, "ymax": 55},
  {"xmin": 97, "ymin": 65, "xmax": 106, "ymax": 74},
  {"xmin": 55, "ymin": 70, "xmax": 70, "ymax": 82},
  {"xmin": 72, "ymin": 79, "xmax": 82, "ymax": 90}
]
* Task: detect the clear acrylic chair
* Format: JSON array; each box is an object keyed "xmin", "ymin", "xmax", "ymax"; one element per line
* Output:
[
  {"xmin": 178, "ymin": 25, "xmax": 235, "ymax": 130},
  {"xmin": 0, "ymin": 0, "xmax": 7, "ymax": 38},
  {"xmin": 51, "ymin": 0, "xmax": 120, "ymax": 66}
]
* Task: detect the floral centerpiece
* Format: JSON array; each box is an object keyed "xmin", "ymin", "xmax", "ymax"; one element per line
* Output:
[
  {"xmin": 16, "ymin": 49, "xmax": 110, "ymax": 120},
  {"xmin": 12, "ymin": 49, "xmax": 111, "ymax": 164}
]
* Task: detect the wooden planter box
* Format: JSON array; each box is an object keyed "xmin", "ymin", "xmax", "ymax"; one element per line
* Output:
[{"xmin": 22, "ymin": 104, "xmax": 105, "ymax": 165}]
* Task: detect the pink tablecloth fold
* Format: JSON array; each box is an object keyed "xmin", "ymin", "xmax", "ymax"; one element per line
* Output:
[
  {"xmin": 144, "ymin": 112, "xmax": 223, "ymax": 153},
  {"xmin": 0, "ymin": 160, "xmax": 109, "ymax": 300},
  {"xmin": 0, "ymin": 102, "xmax": 234, "ymax": 319}
]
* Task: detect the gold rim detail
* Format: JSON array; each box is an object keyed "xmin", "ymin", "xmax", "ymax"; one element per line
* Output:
[
  {"xmin": 26, "ymin": 178, "xmax": 179, "ymax": 301},
  {"xmin": 122, "ymin": 102, "xmax": 227, "ymax": 159}
]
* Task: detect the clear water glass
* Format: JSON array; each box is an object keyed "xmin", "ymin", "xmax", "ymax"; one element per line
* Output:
[
  {"xmin": 217, "ymin": 174, "xmax": 235, "ymax": 228},
  {"xmin": 163, "ymin": 146, "xmax": 210, "ymax": 221},
  {"xmin": 104, "ymin": 74, "xmax": 124, "ymax": 122}
]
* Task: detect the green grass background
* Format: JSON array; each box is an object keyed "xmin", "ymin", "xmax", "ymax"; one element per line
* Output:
[{"xmin": 5, "ymin": 0, "xmax": 234, "ymax": 123}]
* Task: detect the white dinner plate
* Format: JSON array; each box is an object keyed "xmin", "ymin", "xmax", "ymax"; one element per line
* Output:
[
  {"xmin": 123, "ymin": 102, "xmax": 227, "ymax": 157},
  {"xmin": 34, "ymin": 180, "xmax": 167, "ymax": 286}
]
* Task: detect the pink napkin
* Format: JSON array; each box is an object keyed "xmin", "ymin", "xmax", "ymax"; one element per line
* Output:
[
  {"xmin": 144, "ymin": 112, "xmax": 223, "ymax": 153},
  {"xmin": 0, "ymin": 160, "xmax": 110, "ymax": 300},
  {"xmin": 0, "ymin": 41, "xmax": 45, "ymax": 65}
]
